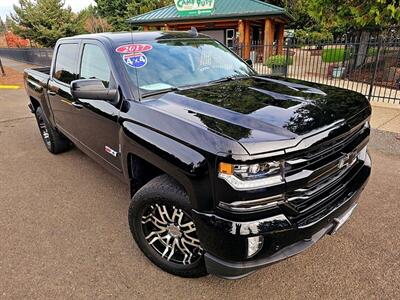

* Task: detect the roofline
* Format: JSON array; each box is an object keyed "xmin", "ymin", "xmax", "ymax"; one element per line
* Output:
[{"xmin": 127, "ymin": 11, "xmax": 294, "ymax": 25}]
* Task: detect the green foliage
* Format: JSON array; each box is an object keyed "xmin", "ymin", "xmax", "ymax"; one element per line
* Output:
[
  {"xmin": 307, "ymin": 0, "xmax": 400, "ymax": 31},
  {"xmin": 321, "ymin": 48, "xmax": 350, "ymax": 63},
  {"xmin": 9, "ymin": 0, "xmax": 84, "ymax": 47},
  {"xmin": 94, "ymin": 0, "xmax": 132, "ymax": 31},
  {"xmin": 321, "ymin": 46, "xmax": 379, "ymax": 63},
  {"xmin": 0, "ymin": 19, "xmax": 6, "ymax": 34},
  {"xmin": 263, "ymin": 0, "xmax": 318, "ymax": 30},
  {"xmin": 95, "ymin": 0, "xmax": 174, "ymax": 31},
  {"xmin": 78, "ymin": 5, "xmax": 112, "ymax": 33},
  {"xmin": 294, "ymin": 29, "xmax": 333, "ymax": 45},
  {"xmin": 265, "ymin": 55, "xmax": 293, "ymax": 67}
]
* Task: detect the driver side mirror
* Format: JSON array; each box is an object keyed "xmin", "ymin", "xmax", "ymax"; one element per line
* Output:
[
  {"xmin": 70, "ymin": 79, "xmax": 117, "ymax": 102},
  {"xmin": 245, "ymin": 59, "xmax": 253, "ymax": 67}
]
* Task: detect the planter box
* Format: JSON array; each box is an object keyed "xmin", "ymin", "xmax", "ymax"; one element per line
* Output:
[{"xmin": 271, "ymin": 65, "xmax": 287, "ymax": 76}]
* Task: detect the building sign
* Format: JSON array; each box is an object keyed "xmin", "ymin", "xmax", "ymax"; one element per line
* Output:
[{"xmin": 174, "ymin": 0, "xmax": 215, "ymax": 16}]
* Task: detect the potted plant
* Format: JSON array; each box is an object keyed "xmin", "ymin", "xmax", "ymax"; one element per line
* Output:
[{"xmin": 265, "ymin": 55, "xmax": 293, "ymax": 76}]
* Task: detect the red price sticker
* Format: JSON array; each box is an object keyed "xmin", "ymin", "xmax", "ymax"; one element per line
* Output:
[{"xmin": 116, "ymin": 44, "xmax": 153, "ymax": 54}]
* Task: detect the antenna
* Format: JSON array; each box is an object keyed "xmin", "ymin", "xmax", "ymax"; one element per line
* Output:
[{"xmin": 189, "ymin": 27, "xmax": 198, "ymax": 37}]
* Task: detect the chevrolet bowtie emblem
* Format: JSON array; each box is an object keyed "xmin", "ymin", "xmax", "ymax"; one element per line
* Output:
[{"xmin": 338, "ymin": 151, "xmax": 358, "ymax": 169}]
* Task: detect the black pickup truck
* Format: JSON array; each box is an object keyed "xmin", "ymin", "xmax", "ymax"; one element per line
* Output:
[{"xmin": 24, "ymin": 31, "xmax": 371, "ymax": 279}]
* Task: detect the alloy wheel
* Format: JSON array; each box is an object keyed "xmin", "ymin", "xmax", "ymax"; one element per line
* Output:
[
  {"xmin": 141, "ymin": 203, "xmax": 203, "ymax": 265},
  {"xmin": 37, "ymin": 115, "xmax": 51, "ymax": 148}
]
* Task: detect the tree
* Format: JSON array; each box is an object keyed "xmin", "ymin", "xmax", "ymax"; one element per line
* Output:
[
  {"xmin": 307, "ymin": 0, "xmax": 400, "ymax": 67},
  {"xmin": 263, "ymin": 0, "xmax": 318, "ymax": 30},
  {"xmin": 0, "ymin": 19, "xmax": 6, "ymax": 35},
  {"xmin": 9, "ymin": 0, "xmax": 84, "ymax": 47},
  {"xmin": 78, "ymin": 5, "xmax": 112, "ymax": 33},
  {"xmin": 94, "ymin": 0, "xmax": 132, "ymax": 31},
  {"xmin": 95, "ymin": 0, "xmax": 174, "ymax": 31},
  {"xmin": 5, "ymin": 31, "xmax": 30, "ymax": 48},
  {"xmin": 307, "ymin": 0, "xmax": 400, "ymax": 33}
]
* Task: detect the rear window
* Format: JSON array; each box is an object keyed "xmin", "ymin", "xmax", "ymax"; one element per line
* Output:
[{"xmin": 54, "ymin": 43, "xmax": 79, "ymax": 84}]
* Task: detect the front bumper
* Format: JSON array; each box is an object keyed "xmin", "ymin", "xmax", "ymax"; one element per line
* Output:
[{"xmin": 192, "ymin": 153, "xmax": 371, "ymax": 279}]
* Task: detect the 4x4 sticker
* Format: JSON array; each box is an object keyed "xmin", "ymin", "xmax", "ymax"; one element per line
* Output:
[
  {"xmin": 123, "ymin": 53, "xmax": 147, "ymax": 68},
  {"xmin": 116, "ymin": 44, "xmax": 152, "ymax": 54}
]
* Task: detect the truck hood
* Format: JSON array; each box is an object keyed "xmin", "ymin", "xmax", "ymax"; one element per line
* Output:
[{"xmin": 145, "ymin": 76, "xmax": 371, "ymax": 155}]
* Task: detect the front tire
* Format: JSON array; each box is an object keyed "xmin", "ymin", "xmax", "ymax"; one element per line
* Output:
[
  {"xmin": 34, "ymin": 106, "xmax": 71, "ymax": 154},
  {"xmin": 128, "ymin": 175, "xmax": 207, "ymax": 278}
]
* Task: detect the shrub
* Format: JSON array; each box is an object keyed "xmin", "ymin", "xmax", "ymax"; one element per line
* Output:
[
  {"xmin": 321, "ymin": 48, "xmax": 351, "ymax": 63},
  {"xmin": 294, "ymin": 30, "xmax": 333, "ymax": 46},
  {"xmin": 265, "ymin": 55, "xmax": 293, "ymax": 68}
]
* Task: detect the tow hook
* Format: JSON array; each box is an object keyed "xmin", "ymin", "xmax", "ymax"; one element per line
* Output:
[{"xmin": 329, "ymin": 203, "xmax": 358, "ymax": 235}]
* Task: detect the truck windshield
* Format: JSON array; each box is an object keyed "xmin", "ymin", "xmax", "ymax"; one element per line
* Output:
[{"xmin": 119, "ymin": 39, "xmax": 256, "ymax": 94}]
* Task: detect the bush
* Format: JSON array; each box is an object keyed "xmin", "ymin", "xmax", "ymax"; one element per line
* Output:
[
  {"xmin": 265, "ymin": 55, "xmax": 293, "ymax": 68},
  {"xmin": 294, "ymin": 29, "xmax": 333, "ymax": 46},
  {"xmin": 321, "ymin": 48, "xmax": 351, "ymax": 63}
]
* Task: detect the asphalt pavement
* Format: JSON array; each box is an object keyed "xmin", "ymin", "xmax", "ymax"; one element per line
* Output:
[{"xmin": 0, "ymin": 88, "xmax": 399, "ymax": 299}]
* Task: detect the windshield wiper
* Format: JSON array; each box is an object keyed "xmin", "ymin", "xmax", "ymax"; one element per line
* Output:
[
  {"xmin": 208, "ymin": 75, "xmax": 250, "ymax": 85},
  {"xmin": 141, "ymin": 87, "xmax": 179, "ymax": 98}
]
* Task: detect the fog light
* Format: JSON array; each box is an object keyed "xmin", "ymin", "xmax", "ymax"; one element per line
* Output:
[{"xmin": 247, "ymin": 236, "xmax": 264, "ymax": 258}]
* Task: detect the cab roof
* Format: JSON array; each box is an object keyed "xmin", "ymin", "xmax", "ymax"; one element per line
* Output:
[{"xmin": 58, "ymin": 31, "xmax": 211, "ymax": 46}]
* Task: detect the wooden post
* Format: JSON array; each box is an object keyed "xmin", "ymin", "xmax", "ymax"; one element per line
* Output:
[
  {"xmin": 143, "ymin": 26, "xmax": 149, "ymax": 32},
  {"xmin": 0, "ymin": 58, "xmax": 5, "ymax": 76},
  {"xmin": 277, "ymin": 23, "xmax": 285, "ymax": 55},
  {"xmin": 263, "ymin": 18, "xmax": 274, "ymax": 62},
  {"xmin": 164, "ymin": 24, "xmax": 170, "ymax": 31},
  {"xmin": 238, "ymin": 20, "xmax": 245, "ymax": 58},
  {"xmin": 243, "ymin": 20, "xmax": 251, "ymax": 59}
]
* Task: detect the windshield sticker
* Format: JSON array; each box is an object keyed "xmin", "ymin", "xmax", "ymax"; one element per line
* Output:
[
  {"xmin": 116, "ymin": 44, "xmax": 152, "ymax": 54},
  {"xmin": 123, "ymin": 53, "xmax": 147, "ymax": 68}
]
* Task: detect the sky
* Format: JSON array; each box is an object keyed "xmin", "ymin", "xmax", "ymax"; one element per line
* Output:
[{"xmin": 0, "ymin": 0, "xmax": 95, "ymax": 21}]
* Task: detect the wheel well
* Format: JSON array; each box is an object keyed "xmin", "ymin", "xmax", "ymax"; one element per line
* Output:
[
  {"xmin": 30, "ymin": 97, "xmax": 40, "ymax": 112},
  {"xmin": 128, "ymin": 154, "xmax": 164, "ymax": 197}
]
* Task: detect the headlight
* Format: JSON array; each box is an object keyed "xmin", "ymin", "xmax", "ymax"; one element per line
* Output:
[{"xmin": 218, "ymin": 161, "xmax": 284, "ymax": 191}]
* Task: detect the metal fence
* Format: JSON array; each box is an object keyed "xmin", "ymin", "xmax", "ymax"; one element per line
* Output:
[
  {"xmin": 0, "ymin": 48, "xmax": 53, "ymax": 66},
  {"xmin": 0, "ymin": 37, "xmax": 399, "ymax": 103},
  {"xmin": 234, "ymin": 37, "xmax": 400, "ymax": 104}
]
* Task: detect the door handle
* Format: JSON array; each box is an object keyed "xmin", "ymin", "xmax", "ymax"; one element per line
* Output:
[
  {"xmin": 72, "ymin": 102, "xmax": 83, "ymax": 109},
  {"xmin": 47, "ymin": 91, "xmax": 56, "ymax": 96}
]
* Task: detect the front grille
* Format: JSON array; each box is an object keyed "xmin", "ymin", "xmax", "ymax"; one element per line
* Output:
[{"xmin": 284, "ymin": 122, "xmax": 369, "ymax": 221}]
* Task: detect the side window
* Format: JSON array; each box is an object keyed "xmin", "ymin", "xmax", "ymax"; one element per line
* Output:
[
  {"xmin": 80, "ymin": 44, "xmax": 111, "ymax": 88},
  {"xmin": 54, "ymin": 43, "xmax": 78, "ymax": 84}
]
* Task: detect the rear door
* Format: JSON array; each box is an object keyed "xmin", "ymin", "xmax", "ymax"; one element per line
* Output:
[
  {"xmin": 47, "ymin": 42, "xmax": 80, "ymax": 136},
  {"xmin": 70, "ymin": 41, "xmax": 122, "ymax": 171}
]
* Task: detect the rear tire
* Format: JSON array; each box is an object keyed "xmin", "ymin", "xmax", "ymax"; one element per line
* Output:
[
  {"xmin": 34, "ymin": 106, "xmax": 71, "ymax": 154},
  {"xmin": 128, "ymin": 174, "xmax": 207, "ymax": 278}
]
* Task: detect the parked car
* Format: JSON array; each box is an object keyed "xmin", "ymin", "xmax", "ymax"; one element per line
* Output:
[{"xmin": 24, "ymin": 31, "xmax": 372, "ymax": 279}]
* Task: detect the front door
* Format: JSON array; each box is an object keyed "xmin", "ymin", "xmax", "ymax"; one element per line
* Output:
[{"xmin": 70, "ymin": 42, "xmax": 122, "ymax": 171}]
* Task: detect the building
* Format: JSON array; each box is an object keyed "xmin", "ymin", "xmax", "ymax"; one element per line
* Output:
[{"xmin": 127, "ymin": 0, "xmax": 292, "ymax": 60}]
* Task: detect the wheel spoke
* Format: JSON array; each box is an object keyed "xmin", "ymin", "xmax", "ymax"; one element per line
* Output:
[
  {"xmin": 176, "ymin": 238, "xmax": 193, "ymax": 265},
  {"xmin": 141, "ymin": 203, "xmax": 203, "ymax": 265},
  {"xmin": 167, "ymin": 239, "xmax": 177, "ymax": 261},
  {"xmin": 145, "ymin": 228, "xmax": 167, "ymax": 242},
  {"xmin": 156, "ymin": 204, "xmax": 174, "ymax": 223}
]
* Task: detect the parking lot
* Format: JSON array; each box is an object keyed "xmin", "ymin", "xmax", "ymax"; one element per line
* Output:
[{"xmin": 1, "ymin": 88, "xmax": 400, "ymax": 299}]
